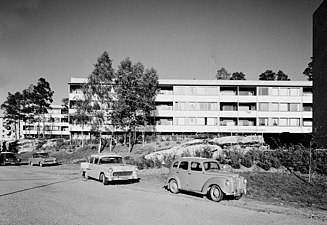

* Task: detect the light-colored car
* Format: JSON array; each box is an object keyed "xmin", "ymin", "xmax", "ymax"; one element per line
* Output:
[
  {"xmin": 81, "ymin": 153, "xmax": 138, "ymax": 185},
  {"xmin": 0, "ymin": 152, "xmax": 20, "ymax": 166},
  {"xmin": 28, "ymin": 152, "xmax": 57, "ymax": 167},
  {"xmin": 166, "ymin": 157, "xmax": 247, "ymax": 202}
]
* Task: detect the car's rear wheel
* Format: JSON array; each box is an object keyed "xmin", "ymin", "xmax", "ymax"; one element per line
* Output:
[
  {"xmin": 234, "ymin": 194, "xmax": 243, "ymax": 200},
  {"xmin": 168, "ymin": 179, "xmax": 179, "ymax": 194},
  {"xmin": 209, "ymin": 185, "xmax": 223, "ymax": 202},
  {"xmin": 99, "ymin": 173, "xmax": 108, "ymax": 185}
]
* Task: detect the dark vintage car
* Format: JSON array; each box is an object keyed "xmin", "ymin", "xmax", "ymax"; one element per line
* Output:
[
  {"xmin": 0, "ymin": 151, "xmax": 20, "ymax": 166},
  {"xmin": 166, "ymin": 157, "xmax": 247, "ymax": 202},
  {"xmin": 28, "ymin": 152, "xmax": 57, "ymax": 167}
]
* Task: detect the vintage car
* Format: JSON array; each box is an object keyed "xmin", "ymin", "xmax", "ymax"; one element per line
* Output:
[
  {"xmin": 0, "ymin": 151, "xmax": 20, "ymax": 166},
  {"xmin": 28, "ymin": 152, "xmax": 57, "ymax": 167},
  {"xmin": 166, "ymin": 157, "xmax": 247, "ymax": 202},
  {"xmin": 81, "ymin": 153, "xmax": 138, "ymax": 185}
]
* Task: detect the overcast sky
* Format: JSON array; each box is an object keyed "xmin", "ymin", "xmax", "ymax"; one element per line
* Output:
[{"xmin": 0, "ymin": 0, "xmax": 323, "ymax": 105}]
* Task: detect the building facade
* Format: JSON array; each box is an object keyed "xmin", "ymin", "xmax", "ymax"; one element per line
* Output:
[
  {"xmin": 313, "ymin": 0, "xmax": 327, "ymax": 147},
  {"xmin": 21, "ymin": 105, "xmax": 70, "ymax": 139},
  {"xmin": 68, "ymin": 78, "xmax": 312, "ymax": 140}
]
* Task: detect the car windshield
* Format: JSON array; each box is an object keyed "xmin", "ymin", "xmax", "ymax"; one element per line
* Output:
[
  {"xmin": 4, "ymin": 153, "xmax": 16, "ymax": 159},
  {"xmin": 99, "ymin": 157, "xmax": 123, "ymax": 164},
  {"xmin": 37, "ymin": 153, "xmax": 49, "ymax": 158},
  {"xmin": 203, "ymin": 162, "xmax": 220, "ymax": 171}
]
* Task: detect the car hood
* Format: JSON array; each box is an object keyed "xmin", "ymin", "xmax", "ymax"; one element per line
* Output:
[{"xmin": 101, "ymin": 164, "xmax": 136, "ymax": 170}]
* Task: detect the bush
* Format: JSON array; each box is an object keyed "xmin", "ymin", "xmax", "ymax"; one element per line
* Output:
[
  {"xmin": 229, "ymin": 151, "xmax": 241, "ymax": 169},
  {"xmin": 240, "ymin": 154, "xmax": 253, "ymax": 168},
  {"xmin": 257, "ymin": 161, "xmax": 271, "ymax": 171},
  {"xmin": 163, "ymin": 153, "xmax": 178, "ymax": 168}
]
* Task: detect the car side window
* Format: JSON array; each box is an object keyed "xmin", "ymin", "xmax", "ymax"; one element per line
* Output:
[
  {"xmin": 191, "ymin": 162, "xmax": 202, "ymax": 172},
  {"xmin": 94, "ymin": 157, "xmax": 99, "ymax": 164},
  {"xmin": 172, "ymin": 161, "xmax": 179, "ymax": 168},
  {"xmin": 179, "ymin": 161, "xmax": 188, "ymax": 170}
]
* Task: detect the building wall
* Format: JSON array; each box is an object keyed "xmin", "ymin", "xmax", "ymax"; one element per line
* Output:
[
  {"xmin": 21, "ymin": 105, "xmax": 70, "ymax": 139},
  {"xmin": 313, "ymin": 0, "xmax": 327, "ymax": 147},
  {"xmin": 155, "ymin": 79, "xmax": 312, "ymax": 135},
  {"xmin": 68, "ymin": 78, "xmax": 312, "ymax": 138}
]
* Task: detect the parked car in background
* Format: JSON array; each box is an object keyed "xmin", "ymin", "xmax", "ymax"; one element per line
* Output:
[
  {"xmin": 81, "ymin": 153, "xmax": 139, "ymax": 185},
  {"xmin": 0, "ymin": 152, "xmax": 20, "ymax": 166},
  {"xmin": 28, "ymin": 152, "xmax": 57, "ymax": 167},
  {"xmin": 166, "ymin": 157, "xmax": 247, "ymax": 202}
]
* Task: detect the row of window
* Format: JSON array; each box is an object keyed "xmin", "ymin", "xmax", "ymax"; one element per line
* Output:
[
  {"xmin": 170, "ymin": 117, "xmax": 312, "ymax": 127},
  {"xmin": 170, "ymin": 86, "xmax": 312, "ymax": 96},
  {"xmin": 172, "ymin": 102, "xmax": 312, "ymax": 112}
]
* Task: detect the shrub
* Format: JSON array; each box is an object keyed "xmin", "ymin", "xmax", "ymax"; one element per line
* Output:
[
  {"xmin": 181, "ymin": 150, "xmax": 192, "ymax": 157},
  {"xmin": 163, "ymin": 153, "xmax": 178, "ymax": 168},
  {"xmin": 240, "ymin": 154, "xmax": 253, "ymax": 168},
  {"xmin": 229, "ymin": 151, "xmax": 241, "ymax": 169},
  {"xmin": 257, "ymin": 161, "xmax": 271, "ymax": 171}
]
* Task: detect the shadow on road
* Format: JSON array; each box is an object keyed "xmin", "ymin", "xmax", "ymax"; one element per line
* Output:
[{"xmin": 0, "ymin": 176, "xmax": 80, "ymax": 197}]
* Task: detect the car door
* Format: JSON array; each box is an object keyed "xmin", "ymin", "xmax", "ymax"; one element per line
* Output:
[
  {"xmin": 177, "ymin": 161, "xmax": 189, "ymax": 190},
  {"xmin": 187, "ymin": 161, "xmax": 207, "ymax": 192},
  {"xmin": 88, "ymin": 156, "xmax": 95, "ymax": 178}
]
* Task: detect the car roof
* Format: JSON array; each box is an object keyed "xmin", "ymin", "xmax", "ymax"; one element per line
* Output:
[
  {"xmin": 177, "ymin": 157, "xmax": 218, "ymax": 162},
  {"xmin": 90, "ymin": 153, "xmax": 122, "ymax": 158},
  {"xmin": 0, "ymin": 151, "xmax": 15, "ymax": 154}
]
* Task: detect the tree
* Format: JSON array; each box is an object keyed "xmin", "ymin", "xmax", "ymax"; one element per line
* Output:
[
  {"xmin": 31, "ymin": 78, "xmax": 54, "ymax": 138},
  {"xmin": 276, "ymin": 70, "xmax": 290, "ymax": 81},
  {"xmin": 259, "ymin": 70, "xmax": 276, "ymax": 80},
  {"xmin": 71, "ymin": 99, "xmax": 92, "ymax": 147},
  {"xmin": 82, "ymin": 51, "xmax": 115, "ymax": 152},
  {"xmin": 230, "ymin": 72, "xmax": 246, "ymax": 80},
  {"xmin": 215, "ymin": 67, "xmax": 230, "ymax": 80},
  {"xmin": 303, "ymin": 57, "xmax": 313, "ymax": 81},
  {"xmin": 61, "ymin": 98, "xmax": 69, "ymax": 114},
  {"xmin": 112, "ymin": 58, "xmax": 159, "ymax": 152},
  {"xmin": 1, "ymin": 92, "xmax": 25, "ymax": 140},
  {"xmin": 21, "ymin": 86, "xmax": 36, "ymax": 138}
]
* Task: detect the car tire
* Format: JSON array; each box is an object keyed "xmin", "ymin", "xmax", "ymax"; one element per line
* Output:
[
  {"xmin": 84, "ymin": 171, "xmax": 89, "ymax": 180},
  {"xmin": 209, "ymin": 185, "xmax": 223, "ymax": 202},
  {"xmin": 30, "ymin": 161, "xmax": 33, "ymax": 166},
  {"xmin": 100, "ymin": 173, "xmax": 108, "ymax": 185},
  {"xmin": 234, "ymin": 194, "xmax": 243, "ymax": 200},
  {"xmin": 168, "ymin": 179, "xmax": 179, "ymax": 194}
]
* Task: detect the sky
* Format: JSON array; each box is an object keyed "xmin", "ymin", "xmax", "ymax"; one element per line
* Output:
[{"xmin": 0, "ymin": 0, "xmax": 324, "ymax": 106}]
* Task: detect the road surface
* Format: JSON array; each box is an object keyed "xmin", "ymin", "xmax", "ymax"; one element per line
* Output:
[{"xmin": 0, "ymin": 165, "xmax": 325, "ymax": 225}]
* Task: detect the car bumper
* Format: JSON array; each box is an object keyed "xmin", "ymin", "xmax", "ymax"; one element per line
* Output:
[{"xmin": 226, "ymin": 189, "xmax": 246, "ymax": 196}]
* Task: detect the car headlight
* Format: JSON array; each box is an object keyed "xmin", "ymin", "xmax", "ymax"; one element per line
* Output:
[
  {"xmin": 225, "ymin": 180, "xmax": 230, "ymax": 186},
  {"xmin": 108, "ymin": 168, "xmax": 113, "ymax": 173}
]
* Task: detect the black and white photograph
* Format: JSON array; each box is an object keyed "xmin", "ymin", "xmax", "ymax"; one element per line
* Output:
[{"xmin": 0, "ymin": 0, "xmax": 326, "ymax": 224}]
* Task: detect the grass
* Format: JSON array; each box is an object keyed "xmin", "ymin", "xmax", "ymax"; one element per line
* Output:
[{"xmin": 240, "ymin": 172, "xmax": 327, "ymax": 211}]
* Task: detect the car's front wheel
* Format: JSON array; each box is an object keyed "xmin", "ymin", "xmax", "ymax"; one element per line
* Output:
[
  {"xmin": 99, "ymin": 173, "xmax": 108, "ymax": 185},
  {"xmin": 168, "ymin": 179, "xmax": 179, "ymax": 194},
  {"xmin": 209, "ymin": 185, "xmax": 223, "ymax": 202}
]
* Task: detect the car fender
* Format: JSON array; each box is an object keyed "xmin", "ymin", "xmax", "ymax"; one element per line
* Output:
[
  {"xmin": 202, "ymin": 177, "xmax": 229, "ymax": 194},
  {"xmin": 166, "ymin": 175, "xmax": 181, "ymax": 189}
]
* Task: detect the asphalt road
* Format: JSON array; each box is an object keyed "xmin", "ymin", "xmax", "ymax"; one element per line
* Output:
[{"xmin": 0, "ymin": 165, "xmax": 325, "ymax": 225}]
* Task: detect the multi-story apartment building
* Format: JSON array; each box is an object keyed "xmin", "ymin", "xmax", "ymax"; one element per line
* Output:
[
  {"xmin": 22, "ymin": 105, "xmax": 70, "ymax": 139},
  {"xmin": 68, "ymin": 78, "xmax": 312, "ymax": 139}
]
